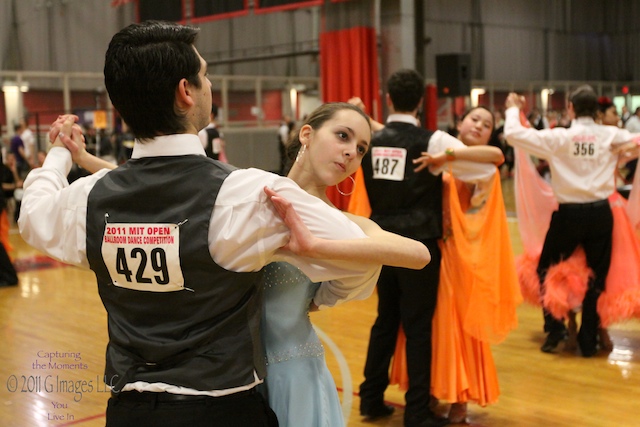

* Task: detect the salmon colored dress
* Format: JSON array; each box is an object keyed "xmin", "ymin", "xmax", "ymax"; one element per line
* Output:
[
  {"xmin": 389, "ymin": 172, "xmax": 522, "ymax": 407},
  {"xmin": 513, "ymin": 146, "xmax": 640, "ymax": 327}
]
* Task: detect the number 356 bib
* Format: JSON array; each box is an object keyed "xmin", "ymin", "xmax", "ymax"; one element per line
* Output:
[
  {"xmin": 371, "ymin": 147, "xmax": 407, "ymax": 181},
  {"xmin": 102, "ymin": 223, "xmax": 185, "ymax": 292}
]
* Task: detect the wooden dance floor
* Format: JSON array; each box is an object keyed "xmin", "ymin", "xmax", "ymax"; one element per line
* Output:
[{"xmin": 1, "ymin": 178, "xmax": 639, "ymax": 427}]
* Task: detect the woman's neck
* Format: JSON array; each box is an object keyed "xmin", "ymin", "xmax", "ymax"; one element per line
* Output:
[{"xmin": 288, "ymin": 165, "xmax": 332, "ymax": 205}]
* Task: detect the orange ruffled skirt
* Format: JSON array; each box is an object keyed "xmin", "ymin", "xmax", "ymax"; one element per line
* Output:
[{"xmin": 513, "ymin": 147, "xmax": 640, "ymax": 327}]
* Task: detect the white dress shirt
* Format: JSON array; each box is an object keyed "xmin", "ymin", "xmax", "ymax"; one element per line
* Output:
[
  {"xmin": 625, "ymin": 115, "xmax": 640, "ymax": 133},
  {"xmin": 21, "ymin": 128, "xmax": 36, "ymax": 163},
  {"xmin": 504, "ymin": 106, "xmax": 638, "ymax": 203},
  {"xmin": 18, "ymin": 134, "xmax": 380, "ymax": 309}
]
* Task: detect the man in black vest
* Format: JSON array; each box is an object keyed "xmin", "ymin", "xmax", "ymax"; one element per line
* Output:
[
  {"xmin": 18, "ymin": 21, "xmax": 380, "ymax": 427},
  {"xmin": 358, "ymin": 69, "xmax": 501, "ymax": 427}
]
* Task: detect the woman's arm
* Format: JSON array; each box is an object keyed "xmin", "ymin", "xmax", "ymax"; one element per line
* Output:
[
  {"xmin": 444, "ymin": 144, "xmax": 504, "ymax": 165},
  {"xmin": 265, "ymin": 187, "xmax": 430, "ymax": 270},
  {"xmin": 413, "ymin": 144, "xmax": 504, "ymax": 172},
  {"xmin": 344, "ymin": 213, "xmax": 431, "ymax": 269},
  {"xmin": 49, "ymin": 115, "xmax": 117, "ymax": 173}
]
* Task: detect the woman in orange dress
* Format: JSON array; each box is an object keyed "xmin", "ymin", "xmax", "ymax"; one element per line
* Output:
[{"xmin": 389, "ymin": 107, "xmax": 522, "ymax": 423}]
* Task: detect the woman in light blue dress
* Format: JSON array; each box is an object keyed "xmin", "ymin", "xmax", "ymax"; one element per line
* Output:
[
  {"xmin": 261, "ymin": 263, "xmax": 344, "ymax": 426},
  {"xmin": 259, "ymin": 103, "xmax": 433, "ymax": 426}
]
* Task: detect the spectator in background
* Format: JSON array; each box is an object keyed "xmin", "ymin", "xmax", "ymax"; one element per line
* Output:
[
  {"xmin": 622, "ymin": 107, "xmax": 640, "ymax": 184},
  {"xmin": 625, "ymin": 107, "xmax": 640, "ymax": 133},
  {"xmin": 278, "ymin": 115, "xmax": 295, "ymax": 175},
  {"xmin": 1, "ymin": 151, "xmax": 23, "ymax": 224},
  {"xmin": 556, "ymin": 109, "xmax": 572, "ymax": 128},
  {"xmin": 10, "ymin": 122, "xmax": 32, "ymax": 179},
  {"xmin": 621, "ymin": 105, "xmax": 631, "ymax": 125},
  {"xmin": 20, "ymin": 118, "xmax": 36, "ymax": 169},
  {"xmin": 198, "ymin": 101, "xmax": 226, "ymax": 162},
  {"xmin": 114, "ymin": 120, "xmax": 135, "ymax": 164},
  {"xmin": 97, "ymin": 128, "xmax": 116, "ymax": 164},
  {"xmin": 527, "ymin": 107, "xmax": 549, "ymax": 130},
  {"xmin": 0, "ymin": 178, "xmax": 18, "ymax": 287},
  {"xmin": 83, "ymin": 123, "xmax": 98, "ymax": 154},
  {"xmin": 490, "ymin": 110, "xmax": 512, "ymax": 179}
]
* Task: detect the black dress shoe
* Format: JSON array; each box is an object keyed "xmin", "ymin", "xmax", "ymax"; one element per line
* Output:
[
  {"xmin": 361, "ymin": 404, "xmax": 395, "ymax": 421},
  {"xmin": 579, "ymin": 338, "xmax": 598, "ymax": 358},
  {"xmin": 406, "ymin": 415, "xmax": 450, "ymax": 427},
  {"xmin": 0, "ymin": 281, "xmax": 18, "ymax": 288},
  {"xmin": 540, "ymin": 330, "xmax": 566, "ymax": 353},
  {"xmin": 580, "ymin": 346, "xmax": 597, "ymax": 358}
]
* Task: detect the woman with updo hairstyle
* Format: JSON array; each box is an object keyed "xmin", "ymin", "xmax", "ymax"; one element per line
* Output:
[
  {"xmin": 597, "ymin": 96, "xmax": 621, "ymax": 127},
  {"xmin": 261, "ymin": 102, "xmax": 432, "ymax": 427}
]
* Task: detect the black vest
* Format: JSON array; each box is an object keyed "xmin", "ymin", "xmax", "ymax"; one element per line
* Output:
[
  {"xmin": 86, "ymin": 155, "xmax": 264, "ymax": 391},
  {"xmin": 362, "ymin": 122, "xmax": 443, "ymax": 240}
]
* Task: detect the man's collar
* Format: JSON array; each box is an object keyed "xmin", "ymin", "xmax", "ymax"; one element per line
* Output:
[
  {"xmin": 386, "ymin": 114, "xmax": 419, "ymax": 126},
  {"xmin": 131, "ymin": 134, "xmax": 206, "ymax": 158}
]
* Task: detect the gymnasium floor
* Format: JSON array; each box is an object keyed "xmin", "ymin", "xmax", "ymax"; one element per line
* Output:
[{"xmin": 1, "ymin": 177, "xmax": 639, "ymax": 427}]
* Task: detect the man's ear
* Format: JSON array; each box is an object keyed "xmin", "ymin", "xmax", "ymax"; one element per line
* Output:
[
  {"xmin": 175, "ymin": 78, "xmax": 195, "ymax": 110},
  {"xmin": 385, "ymin": 93, "xmax": 393, "ymax": 108}
]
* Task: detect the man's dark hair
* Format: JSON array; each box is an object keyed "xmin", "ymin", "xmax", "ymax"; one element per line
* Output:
[
  {"xmin": 569, "ymin": 85, "xmax": 598, "ymax": 118},
  {"xmin": 387, "ymin": 69, "xmax": 425, "ymax": 113},
  {"xmin": 104, "ymin": 20, "xmax": 202, "ymax": 139}
]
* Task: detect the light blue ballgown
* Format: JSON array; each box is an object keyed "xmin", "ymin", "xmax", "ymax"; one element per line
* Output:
[{"xmin": 259, "ymin": 262, "xmax": 345, "ymax": 427}]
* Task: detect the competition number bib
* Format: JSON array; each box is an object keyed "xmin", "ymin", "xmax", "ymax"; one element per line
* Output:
[
  {"xmin": 569, "ymin": 136, "xmax": 599, "ymax": 160},
  {"xmin": 371, "ymin": 147, "xmax": 407, "ymax": 181},
  {"xmin": 102, "ymin": 223, "xmax": 185, "ymax": 292}
]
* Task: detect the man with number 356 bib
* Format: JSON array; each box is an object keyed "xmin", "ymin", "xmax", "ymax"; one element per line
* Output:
[{"xmin": 504, "ymin": 86, "xmax": 640, "ymax": 358}]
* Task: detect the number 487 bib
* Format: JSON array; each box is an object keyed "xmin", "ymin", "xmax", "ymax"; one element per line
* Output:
[
  {"xmin": 102, "ymin": 223, "xmax": 185, "ymax": 292},
  {"xmin": 371, "ymin": 147, "xmax": 407, "ymax": 181}
]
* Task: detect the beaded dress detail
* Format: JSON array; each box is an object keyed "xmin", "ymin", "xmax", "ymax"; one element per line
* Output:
[{"xmin": 259, "ymin": 262, "xmax": 344, "ymax": 427}]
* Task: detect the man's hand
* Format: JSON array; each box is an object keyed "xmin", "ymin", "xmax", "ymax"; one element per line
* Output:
[
  {"xmin": 612, "ymin": 139, "xmax": 640, "ymax": 161},
  {"xmin": 49, "ymin": 115, "xmax": 87, "ymax": 163},
  {"xmin": 506, "ymin": 92, "xmax": 525, "ymax": 109},
  {"xmin": 347, "ymin": 97, "xmax": 366, "ymax": 112}
]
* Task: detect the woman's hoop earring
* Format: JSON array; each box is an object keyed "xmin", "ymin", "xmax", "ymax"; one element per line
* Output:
[
  {"xmin": 336, "ymin": 175, "xmax": 356, "ymax": 196},
  {"xmin": 295, "ymin": 145, "xmax": 306, "ymax": 163}
]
